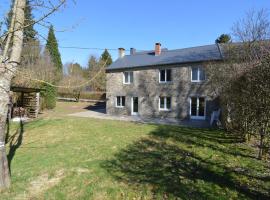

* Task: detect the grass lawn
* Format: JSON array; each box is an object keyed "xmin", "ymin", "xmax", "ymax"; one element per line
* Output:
[{"xmin": 1, "ymin": 102, "xmax": 270, "ymax": 199}]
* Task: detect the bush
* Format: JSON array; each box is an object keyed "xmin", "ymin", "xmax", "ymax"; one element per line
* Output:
[{"xmin": 41, "ymin": 83, "xmax": 56, "ymax": 109}]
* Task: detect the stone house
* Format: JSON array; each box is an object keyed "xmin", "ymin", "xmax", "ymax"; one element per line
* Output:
[{"xmin": 106, "ymin": 43, "xmax": 223, "ymax": 122}]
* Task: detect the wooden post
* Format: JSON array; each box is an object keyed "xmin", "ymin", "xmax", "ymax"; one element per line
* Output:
[{"xmin": 36, "ymin": 92, "xmax": 40, "ymax": 118}]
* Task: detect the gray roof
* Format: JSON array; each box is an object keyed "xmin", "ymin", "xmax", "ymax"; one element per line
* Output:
[{"xmin": 107, "ymin": 44, "xmax": 223, "ymax": 71}]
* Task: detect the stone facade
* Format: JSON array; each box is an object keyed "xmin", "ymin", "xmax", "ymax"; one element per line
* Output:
[{"xmin": 106, "ymin": 63, "xmax": 219, "ymax": 121}]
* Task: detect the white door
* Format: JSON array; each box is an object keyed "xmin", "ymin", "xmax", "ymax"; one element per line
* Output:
[
  {"xmin": 131, "ymin": 97, "xmax": 139, "ymax": 115},
  {"xmin": 190, "ymin": 97, "xmax": 206, "ymax": 120}
]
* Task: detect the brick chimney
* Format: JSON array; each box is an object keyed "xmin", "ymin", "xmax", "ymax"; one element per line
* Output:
[
  {"xmin": 155, "ymin": 43, "xmax": 161, "ymax": 56},
  {"xmin": 118, "ymin": 48, "xmax": 125, "ymax": 58},
  {"xmin": 130, "ymin": 48, "xmax": 136, "ymax": 55}
]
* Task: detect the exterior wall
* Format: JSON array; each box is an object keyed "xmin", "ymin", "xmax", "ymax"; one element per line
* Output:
[{"xmin": 106, "ymin": 63, "xmax": 219, "ymax": 120}]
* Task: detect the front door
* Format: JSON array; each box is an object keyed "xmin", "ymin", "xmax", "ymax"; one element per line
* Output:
[
  {"xmin": 131, "ymin": 97, "xmax": 138, "ymax": 115},
  {"xmin": 190, "ymin": 97, "xmax": 206, "ymax": 120}
]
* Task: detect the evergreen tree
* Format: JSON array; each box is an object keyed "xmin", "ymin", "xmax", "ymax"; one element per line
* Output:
[
  {"xmin": 88, "ymin": 55, "xmax": 98, "ymax": 69},
  {"xmin": 215, "ymin": 34, "xmax": 231, "ymax": 44},
  {"xmin": 43, "ymin": 25, "xmax": 62, "ymax": 110},
  {"xmin": 100, "ymin": 49, "xmax": 113, "ymax": 66},
  {"xmin": 6, "ymin": 0, "xmax": 37, "ymax": 43},
  {"xmin": 41, "ymin": 83, "xmax": 57, "ymax": 109},
  {"xmin": 46, "ymin": 25, "xmax": 63, "ymax": 73}
]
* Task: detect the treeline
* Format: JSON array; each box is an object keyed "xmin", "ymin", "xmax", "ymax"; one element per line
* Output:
[
  {"xmin": 58, "ymin": 50, "xmax": 112, "ymax": 102},
  {"xmin": 9, "ymin": 1, "xmax": 112, "ymax": 108}
]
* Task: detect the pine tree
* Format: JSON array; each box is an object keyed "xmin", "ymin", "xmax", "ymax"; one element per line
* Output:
[
  {"xmin": 100, "ymin": 49, "xmax": 113, "ymax": 66},
  {"xmin": 43, "ymin": 25, "xmax": 63, "ymax": 110},
  {"xmin": 46, "ymin": 25, "xmax": 63, "ymax": 73},
  {"xmin": 215, "ymin": 34, "xmax": 231, "ymax": 44}
]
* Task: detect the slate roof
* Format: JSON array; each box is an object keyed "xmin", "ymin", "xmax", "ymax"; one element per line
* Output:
[{"xmin": 107, "ymin": 44, "xmax": 223, "ymax": 71}]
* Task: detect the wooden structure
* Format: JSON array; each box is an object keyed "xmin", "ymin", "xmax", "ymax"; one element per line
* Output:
[{"xmin": 10, "ymin": 86, "xmax": 42, "ymax": 118}]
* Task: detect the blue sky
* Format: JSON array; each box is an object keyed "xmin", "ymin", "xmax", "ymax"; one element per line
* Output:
[{"xmin": 1, "ymin": 0, "xmax": 270, "ymax": 67}]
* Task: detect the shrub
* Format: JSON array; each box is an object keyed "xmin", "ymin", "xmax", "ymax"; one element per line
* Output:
[{"xmin": 41, "ymin": 83, "xmax": 56, "ymax": 109}]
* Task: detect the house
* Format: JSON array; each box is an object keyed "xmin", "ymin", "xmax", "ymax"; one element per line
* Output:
[{"xmin": 106, "ymin": 43, "xmax": 223, "ymax": 121}]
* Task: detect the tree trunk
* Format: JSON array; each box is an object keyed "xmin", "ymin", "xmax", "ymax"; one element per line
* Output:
[
  {"xmin": 0, "ymin": 0, "xmax": 26, "ymax": 188},
  {"xmin": 0, "ymin": 77, "xmax": 12, "ymax": 188},
  {"xmin": 258, "ymin": 129, "xmax": 265, "ymax": 160}
]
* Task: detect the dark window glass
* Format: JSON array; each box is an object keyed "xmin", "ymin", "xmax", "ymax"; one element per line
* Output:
[
  {"xmin": 117, "ymin": 96, "xmax": 121, "ymax": 106},
  {"xmin": 166, "ymin": 69, "xmax": 172, "ymax": 81},
  {"xmin": 130, "ymin": 72, "xmax": 134, "ymax": 83},
  {"xmin": 160, "ymin": 70, "xmax": 166, "ymax": 82},
  {"xmin": 198, "ymin": 97, "xmax": 205, "ymax": 116},
  {"xmin": 122, "ymin": 96, "xmax": 125, "ymax": 106},
  {"xmin": 191, "ymin": 97, "xmax": 197, "ymax": 116},
  {"xmin": 167, "ymin": 97, "xmax": 171, "ymax": 109},
  {"xmin": 192, "ymin": 67, "xmax": 198, "ymax": 81},
  {"xmin": 124, "ymin": 72, "xmax": 129, "ymax": 83},
  {"xmin": 133, "ymin": 97, "xmax": 138, "ymax": 112},
  {"xmin": 199, "ymin": 68, "xmax": 205, "ymax": 81},
  {"xmin": 160, "ymin": 97, "xmax": 165, "ymax": 109}
]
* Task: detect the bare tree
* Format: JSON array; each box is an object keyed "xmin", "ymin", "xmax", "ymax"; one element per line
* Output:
[
  {"xmin": 12, "ymin": 48, "xmax": 57, "ymax": 88},
  {"xmin": 59, "ymin": 62, "xmax": 87, "ymax": 101},
  {"xmin": 0, "ymin": 0, "xmax": 66, "ymax": 188},
  {"xmin": 207, "ymin": 9, "xmax": 270, "ymax": 159},
  {"xmin": 0, "ymin": 0, "xmax": 26, "ymax": 188}
]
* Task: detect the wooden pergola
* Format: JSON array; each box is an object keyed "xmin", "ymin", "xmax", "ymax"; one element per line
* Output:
[{"xmin": 10, "ymin": 86, "xmax": 44, "ymax": 118}]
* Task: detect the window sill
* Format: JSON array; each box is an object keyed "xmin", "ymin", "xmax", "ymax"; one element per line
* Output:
[
  {"xmin": 191, "ymin": 80, "xmax": 205, "ymax": 83},
  {"xmin": 159, "ymin": 81, "xmax": 173, "ymax": 84},
  {"xmin": 159, "ymin": 109, "xmax": 171, "ymax": 112},
  {"xmin": 115, "ymin": 106, "xmax": 125, "ymax": 108}
]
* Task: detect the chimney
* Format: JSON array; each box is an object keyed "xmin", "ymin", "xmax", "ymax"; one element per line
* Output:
[
  {"xmin": 130, "ymin": 48, "xmax": 136, "ymax": 55},
  {"xmin": 118, "ymin": 48, "xmax": 125, "ymax": 58},
  {"xmin": 155, "ymin": 43, "xmax": 161, "ymax": 56}
]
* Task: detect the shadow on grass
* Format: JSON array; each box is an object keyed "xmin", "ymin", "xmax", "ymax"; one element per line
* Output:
[
  {"xmin": 6, "ymin": 120, "xmax": 24, "ymax": 175},
  {"xmin": 102, "ymin": 125, "xmax": 270, "ymax": 199}
]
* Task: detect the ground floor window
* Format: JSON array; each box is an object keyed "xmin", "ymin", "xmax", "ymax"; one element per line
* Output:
[
  {"xmin": 159, "ymin": 97, "xmax": 171, "ymax": 110},
  {"xmin": 116, "ymin": 96, "xmax": 125, "ymax": 107},
  {"xmin": 190, "ymin": 97, "xmax": 206, "ymax": 119}
]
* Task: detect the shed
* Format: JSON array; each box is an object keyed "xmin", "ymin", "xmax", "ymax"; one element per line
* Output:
[{"xmin": 10, "ymin": 86, "xmax": 43, "ymax": 118}]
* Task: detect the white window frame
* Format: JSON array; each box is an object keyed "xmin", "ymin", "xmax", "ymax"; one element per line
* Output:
[
  {"xmin": 159, "ymin": 69, "xmax": 172, "ymax": 83},
  {"xmin": 159, "ymin": 96, "xmax": 172, "ymax": 111},
  {"xmin": 191, "ymin": 67, "xmax": 205, "ymax": 82},
  {"xmin": 189, "ymin": 96, "xmax": 206, "ymax": 120},
  {"xmin": 115, "ymin": 96, "xmax": 125, "ymax": 108},
  {"xmin": 123, "ymin": 71, "xmax": 133, "ymax": 84}
]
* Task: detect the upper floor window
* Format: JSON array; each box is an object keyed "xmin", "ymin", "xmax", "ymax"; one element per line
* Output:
[
  {"xmin": 116, "ymin": 96, "xmax": 125, "ymax": 107},
  {"xmin": 159, "ymin": 69, "xmax": 172, "ymax": 83},
  {"xmin": 191, "ymin": 67, "xmax": 205, "ymax": 82},
  {"xmin": 123, "ymin": 71, "xmax": 133, "ymax": 84},
  {"xmin": 159, "ymin": 96, "xmax": 171, "ymax": 111}
]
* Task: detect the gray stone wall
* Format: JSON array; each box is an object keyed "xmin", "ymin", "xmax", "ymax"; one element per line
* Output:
[{"xmin": 106, "ymin": 63, "xmax": 219, "ymax": 120}]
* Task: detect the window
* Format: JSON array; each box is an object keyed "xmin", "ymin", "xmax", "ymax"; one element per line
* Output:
[
  {"xmin": 159, "ymin": 69, "xmax": 172, "ymax": 83},
  {"xmin": 191, "ymin": 67, "xmax": 205, "ymax": 82},
  {"xmin": 123, "ymin": 72, "xmax": 133, "ymax": 84},
  {"xmin": 190, "ymin": 97, "xmax": 206, "ymax": 120},
  {"xmin": 116, "ymin": 96, "xmax": 125, "ymax": 107},
  {"xmin": 159, "ymin": 97, "xmax": 171, "ymax": 110}
]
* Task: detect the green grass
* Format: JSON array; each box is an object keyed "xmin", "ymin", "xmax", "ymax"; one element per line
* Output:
[{"xmin": 1, "ymin": 103, "xmax": 270, "ymax": 199}]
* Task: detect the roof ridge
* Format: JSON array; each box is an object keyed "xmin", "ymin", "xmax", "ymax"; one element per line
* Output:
[{"xmin": 128, "ymin": 43, "xmax": 218, "ymax": 56}]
